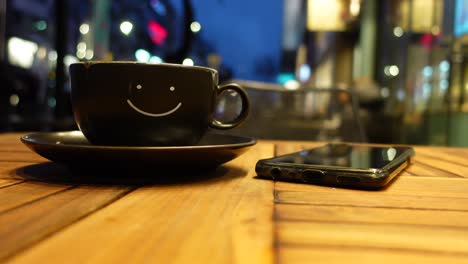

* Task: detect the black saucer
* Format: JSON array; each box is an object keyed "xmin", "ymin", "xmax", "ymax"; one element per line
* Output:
[{"xmin": 21, "ymin": 131, "xmax": 256, "ymax": 171}]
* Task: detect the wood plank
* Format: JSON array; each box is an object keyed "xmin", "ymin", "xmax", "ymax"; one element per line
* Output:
[
  {"xmin": 0, "ymin": 133, "xmax": 35, "ymax": 153},
  {"xmin": 0, "ymin": 144, "xmax": 31, "ymax": 153},
  {"xmin": 276, "ymin": 204, "xmax": 468, "ymax": 228},
  {"xmin": 277, "ymin": 190, "xmax": 468, "ymax": 211},
  {"xmin": 277, "ymin": 221, "xmax": 468, "ymax": 255},
  {"xmin": 0, "ymin": 179, "xmax": 22, "ymax": 188},
  {"xmin": 0, "ymin": 133, "xmax": 26, "ymax": 144},
  {"xmin": 276, "ymin": 175, "xmax": 468, "ymax": 197},
  {"xmin": 405, "ymin": 161, "xmax": 459, "ymax": 178},
  {"xmin": 411, "ymin": 155, "xmax": 468, "ymax": 178},
  {"xmin": 0, "ymin": 182, "xmax": 72, "ymax": 213},
  {"xmin": 0, "ymin": 185, "xmax": 132, "ymax": 262},
  {"xmin": 0, "ymin": 152, "xmax": 47, "ymax": 163},
  {"xmin": 275, "ymin": 177, "xmax": 468, "ymax": 211},
  {"xmin": 273, "ymin": 143, "xmax": 468, "ymax": 263},
  {"xmin": 418, "ymin": 149, "xmax": 468, "ymax": 167},
  {"xmin": 231, "ymin": 144, "xmax": 275, "ymax": 264},
  {"xmin": 279, "ymin": 247, "xmax": 468, "ymax": 264},
  {"xmin": 0, "ymin": 162, "xmax": 39, "ymax": 180},
  {"xmin": 9, "ymin": 143, "xmax": 275, "ymax": 264},
  {"xmin": 436, "ymin": 148, "xmax": 468, "ymax": 159}
]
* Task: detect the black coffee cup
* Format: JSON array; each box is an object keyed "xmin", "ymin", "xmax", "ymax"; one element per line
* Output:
[{"xmin": 69, "ymin": 62, "xmax": 249, "ymax": 146}]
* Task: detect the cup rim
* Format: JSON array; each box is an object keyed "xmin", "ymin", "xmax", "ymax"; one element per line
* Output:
[{"xmin": 71, "ymin": 61, "xmax": 218, "ymax": 74}]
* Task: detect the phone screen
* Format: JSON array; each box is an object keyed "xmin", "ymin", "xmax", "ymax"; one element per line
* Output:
[{"xmin": 269, "ymin": 144, "xmax": 411, "ymax": 169}]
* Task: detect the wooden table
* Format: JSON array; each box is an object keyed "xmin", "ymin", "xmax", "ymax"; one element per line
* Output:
[{"xmin": 1, "ymin": 133, "xmax": 468, "ymax": 263}]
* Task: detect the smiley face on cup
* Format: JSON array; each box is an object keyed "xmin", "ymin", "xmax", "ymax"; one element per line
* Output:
[
  {"xmin": 70, "ymin": 62, "xmax": 249, "ymax": 146},
  {"xmin": 127, "ymin": 83, "xmax": 182, "ymax": 117}
]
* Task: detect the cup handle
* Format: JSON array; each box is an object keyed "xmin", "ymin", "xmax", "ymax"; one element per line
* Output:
[{"xmin": 210, "ymin": 83, "xmax": 250, "ymax": 129}]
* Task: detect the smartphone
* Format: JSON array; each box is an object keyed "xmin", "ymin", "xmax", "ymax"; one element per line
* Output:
[{"xmin": 255, "ymin": 143, "xmax": 415, "ymax": 189}]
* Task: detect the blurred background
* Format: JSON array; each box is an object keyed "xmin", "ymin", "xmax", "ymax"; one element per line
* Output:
[{"xmin": 0, "ymin": 0, "xmax": 467, "ymax": 146}]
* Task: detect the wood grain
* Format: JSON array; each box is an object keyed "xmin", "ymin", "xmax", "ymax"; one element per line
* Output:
[
  {"xmin": 0, "ymin": 144, "xmax": 31, "ymax": 153},
  {"xmin": 276, "ymin": 176, "xmax": 468, "ymax": 198},
  {"xmin": 273, "ymin": 142, "xmax": 468, "ymax": 263},
  {"xmin": 415, "ymin": 147, "xmax": 468, "ymax": 167},
  {"xmin": 8, "ymin": 143, "xmax": 275, "ymax": 264},
  {"xmin": 231, "ymin": 145, "xmax": 275, "ymax": 264},
  {"xmin": 3, "ymin": 133, "xmax": 468, "ymax": 264},
  {"xmin": 405, "ymin": 161, "xmax": 459, "ymax": 178},
  {"xmin": 0, "ymin": 185, "xmax": 132, "ymax": 261},
  {"xmin": 0, "ymin": 182, "xmax": 72, "ymax": 213},
  {"xmin": 0, "ymin": 152, "xmax": 47, "ymax": 163},
  {"xmin": 279, "ymin": 247, "xmax": 468, "ymax": 264},
  {"xmin": 0, "ymin": 162, "xmax": 38, "ymax": 180},
  {"xmin": 276, "ymin": 204, "xmax": 468, "ymax": 227},
  {"xmin": 0, "ymin": 179, "xmax": 22, "ymax": 189},
  {"xmin": 411, "ymin": 156, "xmax": 468, "ymax": 178},
  {"xmin": 435, "ymin": 147, "xmax": 468, "ymax": 159},
  {"xmin": 275, "ymin": 178, "xmax": 468, "ymax": 211},
  {"xmin": 0, "ymin": 133, "xmax": 26, "ymax": 144},
  {"xmin": 277, "ymin": 221, "xmax": 468, "ymax": 255}
]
